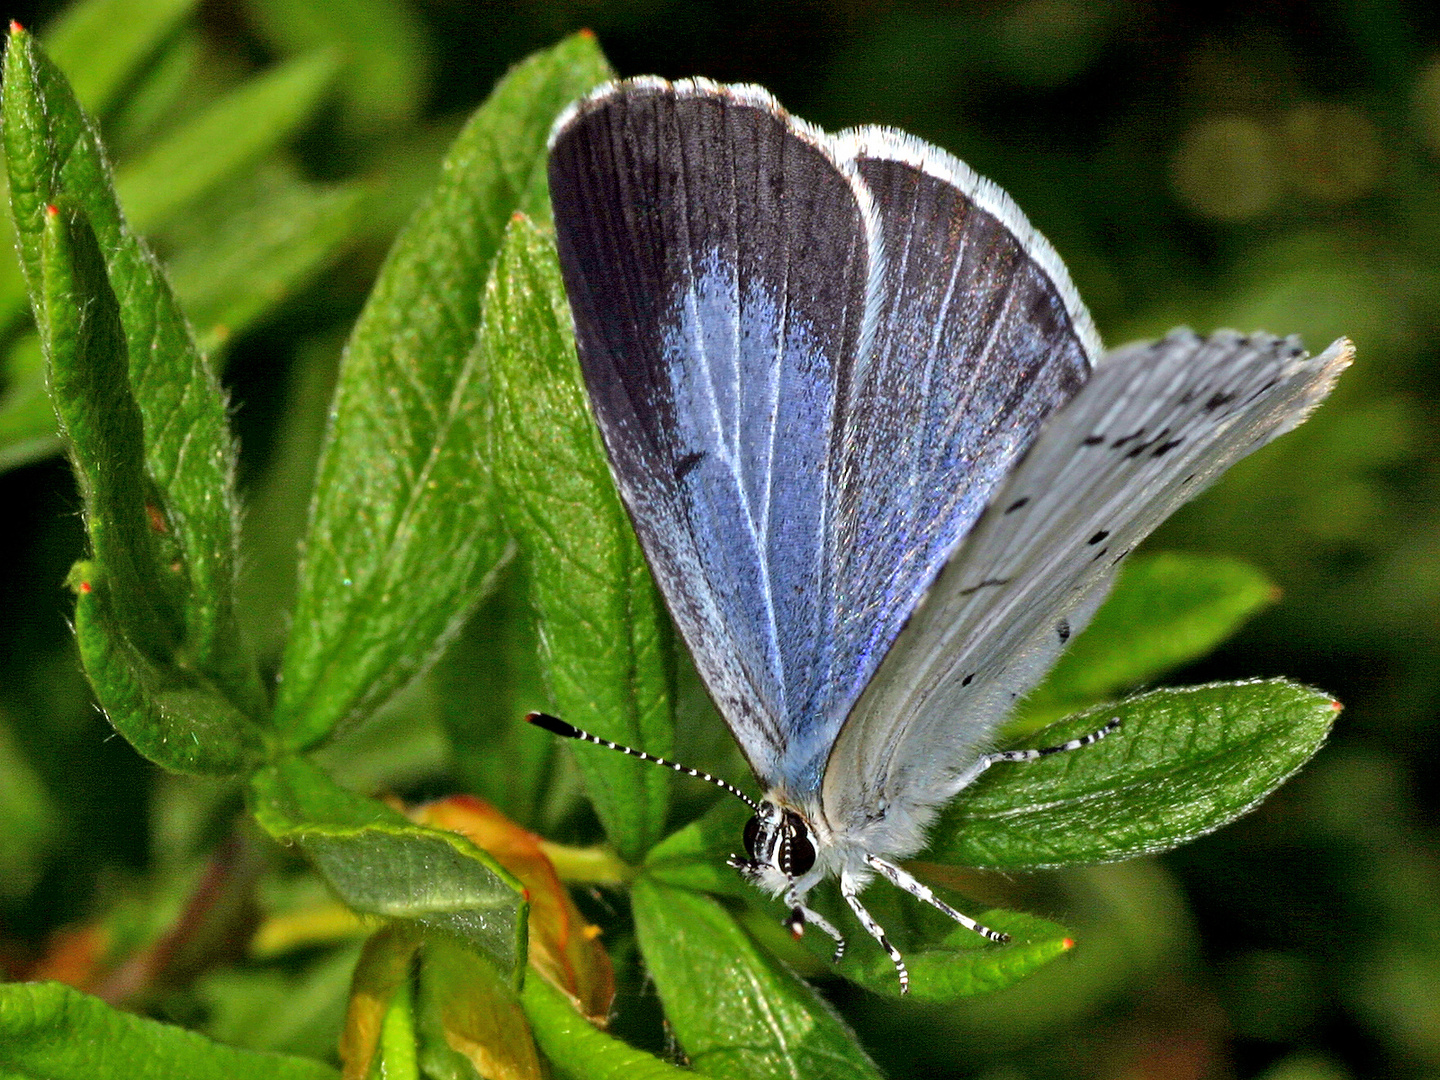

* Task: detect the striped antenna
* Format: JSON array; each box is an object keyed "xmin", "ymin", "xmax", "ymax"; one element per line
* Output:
[{"xmin": 526, "ymin": 712, "xmax": 759, "ymax": 810}]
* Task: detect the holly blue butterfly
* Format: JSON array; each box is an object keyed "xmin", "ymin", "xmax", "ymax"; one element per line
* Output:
[{"xmin": 534, "ymin": 76, "xmax": 1352, "ymax": 992}]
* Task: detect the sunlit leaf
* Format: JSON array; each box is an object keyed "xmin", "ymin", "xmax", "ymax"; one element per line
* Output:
[
  {"xmin": 414, "ymin": 795, "xmax": 615, "ymax": 1022},
  {"xmin": 0, "ymin": 981, "xmax": 339, "ymax": 1079},
  {"xmin": 929, "ymin": 680, "xmax": 1340, "ymax": 869},
  {"xmin": 486, "ymin": 214, "xmax": 673, "ymax": 861}
]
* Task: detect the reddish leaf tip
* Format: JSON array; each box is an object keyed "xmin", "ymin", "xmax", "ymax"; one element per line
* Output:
[
  {"xmin": 45, "ymin": 204, "xmax": 59, "ymax": 219},
  {"xmin": 1330, "ymin": 699, "xmax": 1344, "ymax": 712},
  {"xmin": 9, "ymin": 19, "xmax": 23, "ymax": 34},
  {"xmin": 578, "ymin": 27, "xmax": 596, "ymax": 39},
  {"xmin": 1061, "ymin": 937, "xmax": 1075, "ymax": 950},
  {"xmin": 79, "ymin": 580, "xmax": 91, "ymax": 593}
]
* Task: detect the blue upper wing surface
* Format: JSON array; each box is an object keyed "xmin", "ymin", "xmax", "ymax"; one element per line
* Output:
[
  {"xmin": 548, "ymin": 81, "xmax": 1097, "ymax": 799},
  {"xmin": 549, "ymin": 79, "xmax": 874, "ymax": 787}
]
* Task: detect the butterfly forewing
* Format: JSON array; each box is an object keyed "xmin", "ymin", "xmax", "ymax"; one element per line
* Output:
[
  {"xmin": 822, "ymin": 330, "xmax": 1353, "ymax": 849},
  {"xmin": 549, "ymin": 79, "xmax": 878, "ymax": 787}
]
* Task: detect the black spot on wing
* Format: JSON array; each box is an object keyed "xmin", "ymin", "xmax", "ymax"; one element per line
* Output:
[
  {"xmin": 675, "ymin": 449, "xmax": 706, "ymax": 480},
  {"xmin": 1082, "ymin": 434, "xmax": 1104, "ymax": 446},
  {"xmin": 1205, "ymin": 391, "xmax": 1237, "ymax": 411},
  {"xmin": 1121, "ymin": 428, "xmax": 1170, "ymax": 459},
  {"xmin": 957, "ymin": 577, "xmax": 1012, "ymax": 597},
  {"xmin": 962, "ymin": 673, "xmax": 974, "ymax": 686},
  {"xmin": 1057, "ymin": 619, "xmax": 1071, "ymax": 643},
  {"xmin": 1088, "ymin": 530, "xmax": 1109, "ymax": 545},
  {"xmin": 1005, "ymin": 497, "xmax": 1030, "ymax": 514}
]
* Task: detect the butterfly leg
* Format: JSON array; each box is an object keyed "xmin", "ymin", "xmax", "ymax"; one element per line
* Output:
[
  {"xmin": 950, "ymin": 716, "xmax": 1121, "ymax": 792},
  {"xmin": 866, "ymin": 855, "xmax": 1009, "ymax": 942},
  {"xmin": 839, "ymin": 870, "xmax": 909, "ymax": 994},
  {"xmin": 783, "ymin": 892, "xmax": 846, "ymax": 962}
]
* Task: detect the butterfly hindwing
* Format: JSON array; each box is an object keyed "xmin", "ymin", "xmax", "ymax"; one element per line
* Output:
[{"xmin": 821, "ymin": 329, "xmax": 1353, "ymax": 852}]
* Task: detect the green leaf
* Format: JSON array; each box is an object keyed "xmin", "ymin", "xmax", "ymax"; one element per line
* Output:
[
  {"xmin": 0, "ymin": 333, "xmax": 61, "ymax": 472},
  {"xmin": 520, "ymin": 962, "xmax": 698, "ymax": 1080},
  {"xmin": 40, "ymin": 205, "xmax": 180, "ymax": 655},
  {"xmin": 244, "ymin": 0, "xmax": 430, "ymax": 136},
  {"xmin": 72, "ymin": 567, "xmax": 263, "ymax": 774},
  {"xmin": 274, "ymin": 33, "xmax": 609, "ymax": 748},
  {"xmin": 1019, "ymin": 552, "xmax": 1278, "ymax": 726},
  {"xmin": 0, "ymin": 980, "xmax": 339, "ymax": 1080},
  {"xmin": 164, "ymin": 167, "xmax": 366, "ymax": 355},
  {"xmin": 928, "ymin": 679, "xmax": 1340, "ymax": 870},
  {"xmin": 339, "ymin": 928, "xmax": 419, "ymax": 1080},
  {"xmin": 196, "ymin": 942, "xmax": 360, "ymax": 1059},
  {"xmin": 644, "ymin": 797, "xmax": 754, "ymax": 899},
  {"xmin": 643, "ymin": 802, "xmax": 1072, "ymax": 1001},
  {"xmin": 631, "ymin": 877, "xmax": 883, "ymax": 1080},
  {"xmin": 106, "ymin": 24, "xmax": 203, "ymax": 153},
  {"xmin": 0, "ymin": 162, "xmax": 32, "ymax": 333},
  {"xmin": 377, "ymin": 964, "xmax": 420, "ymax": 1080},
  {"xmin": 487, "ymin": 215, "xmax": 673, "ymax": 861},
  {"xmin": 0, "ymin": 711, "xmax": 58, "ymax": 902},
  {"xmin": 249, "ymin": 758, "xmax": 529, "ymax": 978},
  {"xmin": 433, "ymin": 563, "xmax": 558, "ymax": 829},
  {"xmin": 415, "ymin": 937, "xmax": 542, "ymax": 1080},
  {"xmin": 3, "ymin": 25, "xmax": 262, "ymax": 716},
  {"xmin": 113, "ymin": 49, "xmax": 342, "ymax": 231},
  {"xmin": 38, "ymin": 200, "xmax": 260, "ymax": 774},
  {"xmin": 792, "ymin": 882, "xmax": 1072, "ymax": 1001},
  {"xmin": 235, "ymin": 334, "xmax": 340, "ymax": 659},
  {"xmin": 42, "ymin": 0, "xmax": 199, "ymax": 117}
]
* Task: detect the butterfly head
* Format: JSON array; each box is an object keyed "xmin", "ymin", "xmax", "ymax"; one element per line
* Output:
[{"xmin": 728, "ymin": 799, "xmax": 818, "ymax": 895}]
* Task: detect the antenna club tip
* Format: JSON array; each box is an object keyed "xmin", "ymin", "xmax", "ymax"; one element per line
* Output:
[{"xmin": 527, "ymin": 711, "xmax": 581, "ymax": 739}]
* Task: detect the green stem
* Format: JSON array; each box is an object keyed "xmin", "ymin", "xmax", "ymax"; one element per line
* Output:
[{"xmin": 537, "ymin": 840, "xmax": 634, "ymax": 885}]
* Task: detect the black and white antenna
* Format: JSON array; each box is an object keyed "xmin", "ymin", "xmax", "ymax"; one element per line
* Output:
[{"xmin": 526, "ymin": 712, "xmax": 758, "ymax": 809}]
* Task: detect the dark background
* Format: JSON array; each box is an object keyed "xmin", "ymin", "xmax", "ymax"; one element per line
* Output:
[{"xmin": 2, "ymin": 2, "xmax": 1438, "ymax": 1078}]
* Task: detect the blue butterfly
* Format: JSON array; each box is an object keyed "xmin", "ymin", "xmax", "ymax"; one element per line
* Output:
[{"xmin": 537, "ymin": 76, "xmax": 1352, "ymax": 992}]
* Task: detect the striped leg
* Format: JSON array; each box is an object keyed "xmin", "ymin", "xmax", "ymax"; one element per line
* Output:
[
  {"xmin": 866, "ymin": 855, "xmax": 1008, "ymax": 943},
  {"xmin": 784, "ymin": 890, "xmax": 846, "ymax": 962},
  {"xmin": 949, "ymin": 716, "xmax": 1120, "ymax": 793},
  {"xmin": 840, "ymin": 870, "xmax": 909, "ymax": 994}
]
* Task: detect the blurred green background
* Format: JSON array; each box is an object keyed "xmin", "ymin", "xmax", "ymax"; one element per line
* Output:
[{"xmin": 1, "ymin": 1, "xmax": 1438, "ymax": 1078}]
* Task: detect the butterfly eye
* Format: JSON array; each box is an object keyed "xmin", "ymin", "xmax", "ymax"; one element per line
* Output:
[
  {"xmin": 787, "ymin": 825, "xmax": 816, "ymax": 876},
  {"xmin": 742, "ymin": 813, "xmax": 762, "ymax": 859}
]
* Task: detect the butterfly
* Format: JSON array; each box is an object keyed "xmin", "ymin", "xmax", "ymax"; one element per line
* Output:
[{"xmin": 536, "ymin": 76, "xmax": 1352, "ymax": 992}]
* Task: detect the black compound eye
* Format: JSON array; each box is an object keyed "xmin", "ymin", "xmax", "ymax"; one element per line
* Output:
[
  {"xmin": 742, "ymin": 814, "xmax": 761, "ymax": 859},
  {"xmin": 786, "ymin": 825, "xmax": 816, "ymax": 876}
]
